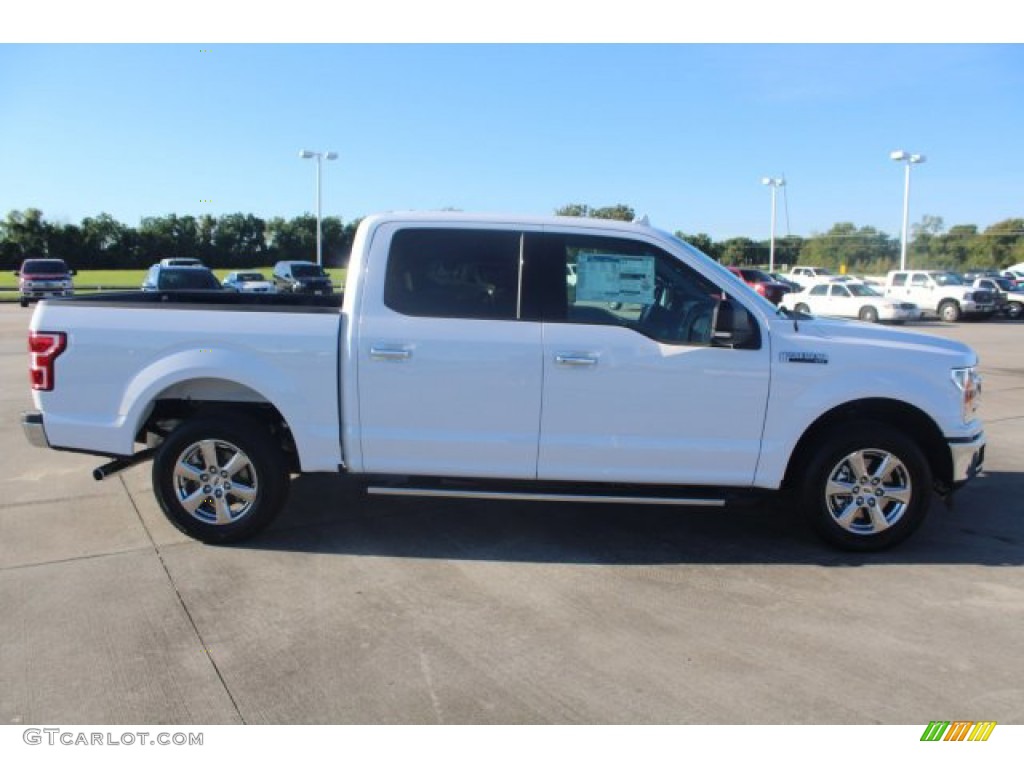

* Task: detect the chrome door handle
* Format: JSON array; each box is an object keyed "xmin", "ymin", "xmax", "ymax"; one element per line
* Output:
[
  {"xmin": 370, "ymin": 347, "xmax": 412, "ymax": 361},
  {"xmin": 555, "ymin": 354, "xmax": 598, "ymax": 367}
]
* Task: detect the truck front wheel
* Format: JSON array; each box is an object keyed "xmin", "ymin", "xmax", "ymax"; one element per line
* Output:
[
  {"xmin": 939, "ymin": 300, "xmax": 961, "ymax": 323},
  {"xmin": 152, "ymin": 416, "xmax": 289, "ymax": 544},
  {"xmin": 800, "ymin": 423, "xmax": 932, "ymax": 551}
]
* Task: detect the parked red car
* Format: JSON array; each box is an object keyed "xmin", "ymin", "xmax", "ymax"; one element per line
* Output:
[{"xmin": 728, "ymin": 267, "xmax": 792, "ymax": 305}]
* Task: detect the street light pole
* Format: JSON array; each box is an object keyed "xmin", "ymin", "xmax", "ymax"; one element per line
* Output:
[
  {"xmin": 890, "ymin": 150, "xmax": 926, "ymax": 271},
  {"xmin": 761, "ymin": 177, "xmax": 785, "ymax": 273},
  {"xmin": 299, "ymin": 149, "xmax": 338, "ymax": 267}
]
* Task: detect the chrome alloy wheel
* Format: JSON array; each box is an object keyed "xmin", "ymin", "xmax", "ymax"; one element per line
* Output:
[
  {"xmin": 172, "ymin": 438, "xmax": 259, "ymax": 525},
  {"xmin": 823, "ymin": 448, "xmax": 912, "ymax": 535}
]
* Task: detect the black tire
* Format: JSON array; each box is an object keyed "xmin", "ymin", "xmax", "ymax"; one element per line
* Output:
[
  {"xmin": 152, "ymin": 415, "xmax": 289, "ymax": 544},
  {"xmin": 19, "ymin": 298, "xmax": 28, "ymax": 308},
  {"xmin": 795, "ymin": 303, "xmax": 810, "ymax": 314},
  {"xmin": 1005, "ymin": 301, "xmax": 1022, "ymax": 320},
  {"xmin": 939, "ymin": 300, "xmax": 960, "ymax": 323},
  {"xmin": 858, "ymin": 306, "xmax": 879, "ymax": 323},
  {"xmin": 799, "ymin": 422, "xmax": 932, "ymax": 551}
]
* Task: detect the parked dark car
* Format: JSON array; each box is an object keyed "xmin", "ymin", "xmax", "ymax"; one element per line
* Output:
[
  {"xmin": 14, "ymin": 258, "xmax": 76, "ymax": 307},
  {"xmin": 728, "ymin": 267, "xmax": 792, "ymax": 305},
  {"xmin": 272, "ymin": 261, "xmax": 334, "ymax": 294},
  {"xmin": 142, "ymin": 264, "xmax": 223, "ymax": 291}
]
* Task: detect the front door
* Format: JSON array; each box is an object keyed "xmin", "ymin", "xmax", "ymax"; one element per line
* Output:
[{"xmin": 536, "ymin": 233, "xmax": 771, "ymax": 486}]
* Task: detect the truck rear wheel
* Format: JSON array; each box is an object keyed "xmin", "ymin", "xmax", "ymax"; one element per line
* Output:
[
  {"xmin": 800, "ymin": 423, "xmax": 932, "ymax": 551},
  {"xmin": 152, "ymin": 415, "xmax": 289, "ymax": 544},
  {"xmin": 939, "ymin": 301, "xmax": 961, "ymax": 323}
]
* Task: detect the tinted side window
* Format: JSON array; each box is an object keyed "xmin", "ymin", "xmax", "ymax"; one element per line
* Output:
[
  {"xmin": 911, "ymin": 274, "xmax": 929, "ymax": 287},
  {"xmin": 890, "ymin": 273, "xmax": 907, "ymax": 287},
  {"xmin": 810, "ymin": 284, "xmax": 828, "ymax": 296},
  {"xmin": 384, "ymin": 229, "xmax": 522, "ymax": 320},
  {"xmin": 550, "ymin": 234, "xmax": 733, "ymax": 346}
]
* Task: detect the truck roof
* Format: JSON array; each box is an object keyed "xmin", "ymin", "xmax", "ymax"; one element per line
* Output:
[{"xmin": 360, "ymin": 210, "xmax": 659, "ymax": 235}]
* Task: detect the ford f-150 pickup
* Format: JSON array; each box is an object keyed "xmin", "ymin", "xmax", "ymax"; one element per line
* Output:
[{"xmin": 21, "ymin": 213, "xmax": 986, "ymax": 551}]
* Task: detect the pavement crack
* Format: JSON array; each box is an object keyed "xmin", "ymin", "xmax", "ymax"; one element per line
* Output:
[{"xmin": 119, "ymin": 474, "xmax": 247, "ymax": 725}]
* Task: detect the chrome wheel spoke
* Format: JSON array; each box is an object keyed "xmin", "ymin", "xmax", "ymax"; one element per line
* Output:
[
  {"xmin": 213, "ymin": 494, "xmax": 233, "ymax": 525},
  {"xmin": 847, "ymin": 451, "xmax": 870, "ymax": 482},
  {"xmin": 222, "ymin": 451, "xmax": 248, "ymax": 478},
  {"xmin": 175, "ymin": 460, "xmax": 204, "ymax": 483},
  {"xmin": 826, "ymin": 477, "xmax": 856, "ymax": 497},
  {"xmin": 199, "ymin": 440, "xmax": 219, "ymax": 472},
  {"xmin": 867, "ymin": 504, "xmax": 891, "ymax": 532},
  {"xmin": 230, "ymin": 483, "xmax": 257, "ymax": 503},
  {"xmin": 833, "ymin": 499, "xmax": 862, "ymax": 531},
  {"xmin": 881, "ymin": 485, "xmax": 912, "ymax": 505},
  {"xmin": 180, "ymin": 488, "xmax": 207, "ymax": 514}
]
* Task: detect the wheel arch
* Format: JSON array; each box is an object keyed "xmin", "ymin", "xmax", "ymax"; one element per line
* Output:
[
  {"xmin": 783, "ymin": 398, "xmax": 952, "ymax": 493},
  {"xmin": 135, "ymin": 378, "xmax": 300, "ymax": 473}
]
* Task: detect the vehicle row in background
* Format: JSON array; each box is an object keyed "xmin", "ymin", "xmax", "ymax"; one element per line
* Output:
[{"xmin": 139, "ymin": 261, "xmax": 333, "ymax": 294}]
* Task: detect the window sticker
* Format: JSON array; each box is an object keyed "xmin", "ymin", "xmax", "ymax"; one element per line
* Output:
[{"xmin": 575, "ymin": 253, "xmax": 655, "ymax": 304}]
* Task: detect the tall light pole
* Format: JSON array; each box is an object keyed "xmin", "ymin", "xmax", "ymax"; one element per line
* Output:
[
  {"xmin": 299, "ymin": 149, "xmax": 338, "ymax": 267},
  {"xmin": 761, "ymin": 177, "xmax": 785, "ymax": 273},
  {"xmin": 890, "ymin": 150, "xmax": 926, "ymax": 271}
]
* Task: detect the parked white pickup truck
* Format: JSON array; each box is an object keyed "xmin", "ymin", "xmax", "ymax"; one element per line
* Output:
[
  {"xmin": 884, "ymin": 270, "xmax": 997, "ymax": 322},
  {"xmin": 21, "ymin": 213, "xmax": 986, "ymax": 551}
]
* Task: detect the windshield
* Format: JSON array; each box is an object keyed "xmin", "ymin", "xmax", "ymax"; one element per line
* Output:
[
  {"xmin": 291, "ymin": 264, "xmax": 326, "ymax": 278},
  {"xmin": 933, "ymin": 272, "xmax": 965, "ymax": 286},
  {"xmin": 666, "ymin": 233, "xmax": 778, "ymax": 312},
  {"xmin": 22, "ymin": 260, "xmax": 70, "ymax": 275},
  {"xmin": 847, "ymin": 283, "xmax": 882, "ymax": 297},
  {"xmin": 238, "ymin": 273, "xmax": 265, "ymax": 282}
]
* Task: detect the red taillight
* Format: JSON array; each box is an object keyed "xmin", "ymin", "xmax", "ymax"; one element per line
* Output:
[{"xmin": 28, "ymin": 331, "xmax": 67, "ymax": 391}]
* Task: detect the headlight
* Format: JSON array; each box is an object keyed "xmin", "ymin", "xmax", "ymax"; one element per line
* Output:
[{"xmin": 951, "ymin": 366, "xmax": 982, "ymax": 423}]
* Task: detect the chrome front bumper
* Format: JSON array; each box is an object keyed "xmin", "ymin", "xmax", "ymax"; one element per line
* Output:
[
  {"xmin": 949, "ymin": 431, "xmax": 985, "ymax": 487},
  {"xmin": 21, "ymin": 411, "xmax": 50, "ymax": 448}
]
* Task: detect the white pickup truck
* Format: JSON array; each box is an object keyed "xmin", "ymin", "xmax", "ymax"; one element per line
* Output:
[
  {"xmin": 884, "ymin": 270, "xmax": 997, "ymax": 322},
  {"xmin": 21, "ymin": 213, "xmax": 986, "ymax": 551}
]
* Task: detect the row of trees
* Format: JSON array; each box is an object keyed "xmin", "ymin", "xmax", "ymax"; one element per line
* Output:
[
  {"xmin": 555, "ymin": 204, "xmax": 1024, "ymax": 274},
  {"xmin": 0, "ymin": 209, "xmax": 361, "ymax": 271},
  {"xmin": 3, "ymin": 206, "xmax": 1023, "ymax": 274}
]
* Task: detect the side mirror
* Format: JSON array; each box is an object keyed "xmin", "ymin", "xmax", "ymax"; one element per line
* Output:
[{"xmin": 711, "ymin": 299, "xmax": 759, "ymax": 349}]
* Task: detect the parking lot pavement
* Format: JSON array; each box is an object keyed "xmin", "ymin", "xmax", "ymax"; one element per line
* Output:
[{"xmin": 1, "ymin": 304, "xmax": 1022, "ymax": 724}]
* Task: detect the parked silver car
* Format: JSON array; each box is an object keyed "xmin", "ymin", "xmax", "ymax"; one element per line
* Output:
[{"xmin": 222, "ymin": 271, "xmax": 276, "ymax": 293}]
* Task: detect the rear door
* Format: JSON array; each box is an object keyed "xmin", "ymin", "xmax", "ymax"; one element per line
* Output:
[{"xmin": 355, "ymin": 225, "xmax": 544, "ymax": 478}]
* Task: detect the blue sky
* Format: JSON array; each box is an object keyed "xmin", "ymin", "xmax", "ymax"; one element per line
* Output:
[{"xmin": 1, "ymin": 43, "xmax": 1022, "ymax": 240}]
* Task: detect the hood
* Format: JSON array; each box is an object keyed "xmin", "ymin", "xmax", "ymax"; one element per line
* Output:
[{"xmin": 778, "ymin": 314, "xmax": 977, "ymax": 366}]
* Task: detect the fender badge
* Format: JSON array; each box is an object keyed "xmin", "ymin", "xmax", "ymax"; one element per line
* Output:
[{"xmin": 780, "ymin": 351, "xmax": 828, "ymax": 365}]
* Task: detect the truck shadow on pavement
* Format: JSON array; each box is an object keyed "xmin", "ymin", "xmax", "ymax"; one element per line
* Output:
[{"xmin": 242, "ymin": 470, "xmax": 1024, "ymax": 567}]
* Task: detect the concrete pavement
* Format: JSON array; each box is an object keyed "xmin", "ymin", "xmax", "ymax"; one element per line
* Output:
[{"xmin": 1, "ymin": 304, "xmax": 1022, "ymax": 724}]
